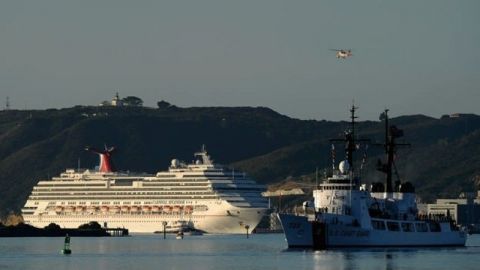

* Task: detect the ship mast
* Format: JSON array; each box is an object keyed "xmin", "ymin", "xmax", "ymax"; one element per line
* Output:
[
  {"xmin": 330, "ymin": 104, "xmax": 368, "ymax": 180},
  {"xmin": 377, "ymin": 109, "xmax": 410, "ymax": 192},
  {"xmin": 346, "ymin": 104, "xmax": 358, "ymax": 172}
]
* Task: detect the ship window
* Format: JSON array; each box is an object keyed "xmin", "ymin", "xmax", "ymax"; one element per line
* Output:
[
  {"xmin": 371, "ymin": 220, "xmax": 386, "ymax": 230},
  {"xmin": 401, "ymin": 223, "xmax": 415, "ymax": 232},
  {"xmin": 183, "ymin": 174, "xmax": 203, "ymax": 178},
  {"xmin": 114, "ymin": 179, "xmax": 133, "ymax": 186},
  {"xmin": 415, "ymin": 223, "xmax": 428, "ymax": 232},
  {"xmin": 386, "ymin": 222, "xmax": 400, "ymax": 231}
]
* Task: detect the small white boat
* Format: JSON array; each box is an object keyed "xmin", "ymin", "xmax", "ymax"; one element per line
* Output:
[
  {"xmin": 176, "ymin": 231, "xmax": 184, "ymax": 240},
  {"xmin": 154, "ymin": 220, "xmax": 191, "ymax": 233}
]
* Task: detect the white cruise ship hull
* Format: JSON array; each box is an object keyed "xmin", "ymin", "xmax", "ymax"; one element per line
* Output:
[
  {"xmin": 23, "ymin": 207, "xmax": 268, "ymax": 234},
  {"xmin": 278, "ymin": 214, "xmax": 467, "ymax": 248},
  {"xmin": 21, "ymin": 148, "xmax": 270, "ymax": 234}
]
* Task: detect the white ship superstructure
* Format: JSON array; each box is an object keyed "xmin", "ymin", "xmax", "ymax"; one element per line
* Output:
[
  {"xmin": 22, "ymin": 146, "xmax": 269, "ymax": 234},
  {"xmin": 278, "ymin": 107, "xmax": 466, "ymax": 248}
]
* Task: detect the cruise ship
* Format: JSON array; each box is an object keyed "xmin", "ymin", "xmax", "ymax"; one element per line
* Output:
[
  {"xmin": 22, "ymin": 146, "xmax": 269, "ymax": 234},
  {"xmin": 278, "ymin": 106, "xmax": 466, "ymax": 248}
]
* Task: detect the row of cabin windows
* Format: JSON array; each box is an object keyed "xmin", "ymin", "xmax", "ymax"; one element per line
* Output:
[
  {"xmin": 29, "ymin": 196, "xmax": 218, "ymax": 200},
  {"xmin": 38, "ymin": 184, "xmax": 106, "ymax": 187},
  {"xmin": 33, "ymin": 183, "xmax": 210, "ymax": 191},
  {"xmin": 372, "ymin": 220, "xmax": 441, "ymax": 232},
  {"xmin": 32, "ymin": 191, "xmax": 215, "ymax": 196},
  {"xmin": 321, "ymin": 186, "xmax": 352, "ymax": 190},
  {"xmin": 33, "ymin": 219, "xmax": 201, "ymax": 224},
  {"xmin": 181, "ymin": 174, "xmax": 247, "ymax": 178},
  {"xmin": 38, "ymin": 180, "xmax": 210, "ymax": 187},
  {"xmin": 44, "ymin": 201, "xmax": 197, "ymax": 206}
]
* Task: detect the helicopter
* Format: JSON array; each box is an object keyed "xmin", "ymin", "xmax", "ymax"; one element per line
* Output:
[{"xmin": 330, "ymin": 49, "xmax": 353, "ymax": 59}]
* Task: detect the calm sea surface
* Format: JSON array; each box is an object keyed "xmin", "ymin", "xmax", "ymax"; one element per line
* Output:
[{"xmin": 1, "ymin": 234, "xmax": 479, "ymax": 270}]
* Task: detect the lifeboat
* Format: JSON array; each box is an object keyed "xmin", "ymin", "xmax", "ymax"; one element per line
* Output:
[
  {"xmin": 131, "ymin": 206, "xmax": 140, "ymax": 213},
  {"xmin": 54, "ymin": 206, "xmax": 63, "ymax": 213},
  {"xmin": 142, "ymin": 205, "xmax": 151, "ymax": 212},
  {"xmin": 87, "ymin": 206, "xmax": 97, "ymax": 213},
  {"xmin": 121, "ymin": 206, "xmax": 130, "ymax": 212},
  {"xmin": 172, "ymin": 205, "xmax": 182, "ymax": 213},
  {"xmin": 75, "ymin": 206, "xmax": 85, "ymax": 213},
  {"xmin": 65, "ymin": 206, "xmax": 74, "ymax": 213},
  {"xmin": 110, "ymin": 206, "xmax": 120, "ymax": 213},
  {"xmin": 152, "ymin": 205, "xmax": 161, "ymax": 212},
  {"xmin": 100, "ymin": 206, "xmax": 109, "ymax": 213},
  {"xmin": 163, "ymin": 206, "xmax": 172, "ymax": 213},
  {"xmin": 184, "ymin": 205, "xmax": 193, "ymax": 214}
]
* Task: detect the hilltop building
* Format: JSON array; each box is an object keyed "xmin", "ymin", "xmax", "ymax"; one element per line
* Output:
[
  {"xmin": 100, "ymin": 93, "xmax": 123, "ymax": 107},
  {"xmin": 427, "ymin": 192, "xmax": 480, "ymax": 227},
  {"xmin": 110, "ymin": 93, "xmax": 123, "ymax": 106},
  {"xmin": 99, "ymin": 93, "xmax": 143, "ymax": 107}
]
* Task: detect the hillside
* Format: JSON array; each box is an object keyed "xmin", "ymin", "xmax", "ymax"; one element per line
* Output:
[
  {"xmin": 0, "ymin": 105, "xmax": 339, "ymax": 216},
  {"xmin": 0, "ymin": 106, "xmax": 479, "ymax": 216}
]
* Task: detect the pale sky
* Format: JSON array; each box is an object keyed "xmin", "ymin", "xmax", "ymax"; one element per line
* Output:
[{"xmin": 1, "ymin": 0, "xmax": 479, "ymax": 120}]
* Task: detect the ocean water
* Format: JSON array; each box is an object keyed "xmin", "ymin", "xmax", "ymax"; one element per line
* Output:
[{"xmin": 1, "ymin": 234, "xmax": 479, "ymax": 270}]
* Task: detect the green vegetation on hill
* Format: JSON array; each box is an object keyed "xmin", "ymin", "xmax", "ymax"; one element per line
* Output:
[
  {"xmin": 0, "ymin": 105, "xmax": 334, "ymax": 216},
  {"xmin": 0, "ymin": 106, "xmax": 479, "ymax": 216}
]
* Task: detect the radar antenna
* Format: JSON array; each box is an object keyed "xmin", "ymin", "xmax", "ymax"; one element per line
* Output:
[
  {"xmin": 330, "ymin": 104, "xmax": 369, "ymax": 177},
  {"xmin": 194, "ymin": 145, "xmax": 213, "ymax": 165}
]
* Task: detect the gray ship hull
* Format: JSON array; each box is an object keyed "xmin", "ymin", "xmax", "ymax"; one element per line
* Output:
[{"xmin": 278, "ymin": 213, "xmax": 467, "ymax": 248}]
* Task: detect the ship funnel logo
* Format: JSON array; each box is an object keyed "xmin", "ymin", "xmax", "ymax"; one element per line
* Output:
[{"xmin": 85, "ymin": 145, "xmax": 116, "ymax": 172}]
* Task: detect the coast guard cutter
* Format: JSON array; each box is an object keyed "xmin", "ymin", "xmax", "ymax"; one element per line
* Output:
[{"xmin": 278, "ymin": 106, "xmax": 466, "ymax": 249}]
